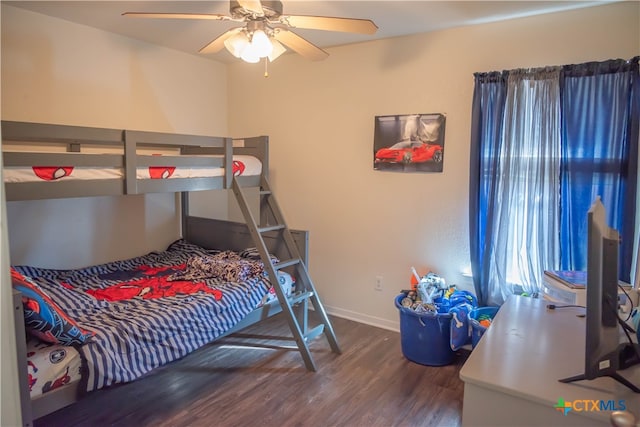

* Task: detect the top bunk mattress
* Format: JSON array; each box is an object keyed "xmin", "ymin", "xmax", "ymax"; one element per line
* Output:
[{"xmin": 4, "ymin": 154, "xmax": 262, "ymax": 182}]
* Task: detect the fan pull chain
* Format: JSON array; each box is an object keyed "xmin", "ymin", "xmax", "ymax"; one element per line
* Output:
[{"xmin": 264, "ymin": 58, "xmax": 269, "ymax": 78}]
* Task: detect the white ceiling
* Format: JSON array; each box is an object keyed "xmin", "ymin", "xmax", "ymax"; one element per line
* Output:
[{"xmin": 4, "ymin": 1, "xmax": 616, "ymax": 63}]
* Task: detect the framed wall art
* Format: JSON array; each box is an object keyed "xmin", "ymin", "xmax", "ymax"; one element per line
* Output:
[{"xmin": 373, "ymin": 113, "xmax": 446, "ymax": 173}]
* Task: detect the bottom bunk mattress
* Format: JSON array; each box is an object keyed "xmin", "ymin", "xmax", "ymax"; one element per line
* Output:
[
  {"xmin": 13, "ymin": 240, "xmax": 277, "ymax": 393},
  {"xmin": 27, "ymin": 337, "xmax": 82, "ymax": 399}
]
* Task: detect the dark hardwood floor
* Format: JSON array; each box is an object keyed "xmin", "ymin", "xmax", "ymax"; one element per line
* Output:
[{"xmin": 34, "ymin": 313, "xmax": 469, "ymax": 427}]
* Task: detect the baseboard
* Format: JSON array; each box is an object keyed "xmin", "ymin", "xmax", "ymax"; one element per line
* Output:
[{"xmin": 323, "ymin": 304, "xmax": 399, "ymax": 332}]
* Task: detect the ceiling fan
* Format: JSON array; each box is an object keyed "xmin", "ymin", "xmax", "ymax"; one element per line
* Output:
[{"xmin": 123, "ymin": 0, "xmax": 378, "ymax": 63}]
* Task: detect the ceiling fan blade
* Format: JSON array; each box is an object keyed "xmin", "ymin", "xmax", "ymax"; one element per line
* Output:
[
  {"xmin": 236, "ymin": 0, "xmax": 264, "ymax": 16},
  {"xmin": 280, "ymin": 15, "xmax": 378, "ymax": 35},
  {"xmin": 273, "ymin": 29, "xmax": 328, "ymax": 61},
  {"xmin": 199, "ymin": 28, "xmax": 243, "ymax": 54},
  {"xmin": 122, "ymin": 12, "xmax": 229, "ymax": 21}
]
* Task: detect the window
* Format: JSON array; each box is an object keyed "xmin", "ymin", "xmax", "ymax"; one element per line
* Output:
[{"xmin": 469, "ymin": 58, "xmax": 639, "ymax": 306}]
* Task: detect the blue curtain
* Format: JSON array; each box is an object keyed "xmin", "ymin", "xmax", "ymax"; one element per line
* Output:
[
  {"xmin": 470, "ymin": 69, "xmax": 562, "ymax": 306},
  {"xmin": 469, "ymin": 72, "xmax": 507, "ymax": 306},
  {"xmin": 469, "ymin": 57, "xmax": 639, "ymax": 306},
  {"xmin": 560, "ymin": 58, "xmax": 639, "ymax": 283}
]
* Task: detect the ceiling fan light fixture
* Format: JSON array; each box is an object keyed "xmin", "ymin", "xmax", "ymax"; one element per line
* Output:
[
  {"xmin": 251, "ymin": 29, "xmax": 273, "ymax": 58},
  {"xmin": 224, "ymin": 24, "xmax": 275, "ymax": 63},
  {"xmin": 240, "ymin": 43, "xmax": 261, "ymax": 63},
  {"xmin": 223, "ymin": 31, "xmax": 250, "ymax": 58}
]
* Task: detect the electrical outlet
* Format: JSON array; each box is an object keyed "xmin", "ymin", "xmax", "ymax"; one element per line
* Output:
[{"xmin": 375, "ymin": 276, "xmax": 383, "ymax": 291}]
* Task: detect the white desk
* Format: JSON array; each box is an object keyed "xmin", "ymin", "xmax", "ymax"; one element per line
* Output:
[{"xmin": 460, "ymin": 296, "xmax": 640, "ymax": 426}]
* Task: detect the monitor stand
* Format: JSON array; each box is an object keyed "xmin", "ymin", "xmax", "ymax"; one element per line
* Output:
[
  {"xmin": 559, "ymin": 343, "xmax": 640, "ymax": 393},
  {"xmin": 619, "ymin": 343, "xmax": 640, "ymax": 369}
]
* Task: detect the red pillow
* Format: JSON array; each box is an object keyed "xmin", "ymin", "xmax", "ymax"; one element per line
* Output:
[{"xmin": 11, "ymin": 269, "xmax": 94, "ymax": 346}]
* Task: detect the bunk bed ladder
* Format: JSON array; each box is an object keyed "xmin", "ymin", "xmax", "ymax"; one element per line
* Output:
[{"xmin": 231, "ymin": 176, "xmax": 341, "ymax": 371}]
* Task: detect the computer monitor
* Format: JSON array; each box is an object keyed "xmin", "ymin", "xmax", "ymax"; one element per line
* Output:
[{"xmin": 559, "ymin": 197, "xmax": 640, "ymax": 392}]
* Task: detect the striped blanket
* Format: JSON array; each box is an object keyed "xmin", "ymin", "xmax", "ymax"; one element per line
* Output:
[{"xmin": 14, "ymin": 240, "xmax": 271, "ymax": 392}]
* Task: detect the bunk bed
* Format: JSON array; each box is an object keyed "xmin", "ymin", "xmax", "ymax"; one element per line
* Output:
[{"xmin": 2, "ymin": 121, "xmax": 317, "ymax": 426}]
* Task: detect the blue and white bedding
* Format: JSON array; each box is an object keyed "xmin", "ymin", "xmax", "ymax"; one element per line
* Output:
[{"xmin": 14, "ymin": 240, "xmax": 273, "ymax": 392}]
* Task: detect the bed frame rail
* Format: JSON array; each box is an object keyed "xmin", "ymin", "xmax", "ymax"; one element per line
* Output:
[
  {"xmin": 2, "ymin": 121, "xmax": 123, "ymax": 146},
  {"xmin": 13, "ymin": 291, "xmax": 32, "ymax": 427}
]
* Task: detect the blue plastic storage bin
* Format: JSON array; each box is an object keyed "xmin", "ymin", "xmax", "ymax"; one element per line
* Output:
[
  {"xmin": 469, "ymin": 306, "xmax": 500, "ymax": 348},
  {"xmin": 394, "ymin": 294, "xmax": 455, "ymax": 366}
]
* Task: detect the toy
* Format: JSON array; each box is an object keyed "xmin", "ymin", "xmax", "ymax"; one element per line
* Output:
[
  {"xmin": 477, "ymin": 313, "xmax": 493, "ymax": 328},
  {"xmin": 410, "ymin": 268, "xmax": 449, "ymax": 305}
]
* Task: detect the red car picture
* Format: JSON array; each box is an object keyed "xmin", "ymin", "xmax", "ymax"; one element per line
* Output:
[
  {"xmin": 373, "ymin": 113, "xmax": 446, "ymax": 172},
  {"xmin": 374, "ymin": 141, "xmax": 443, "ymax": 165}
]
